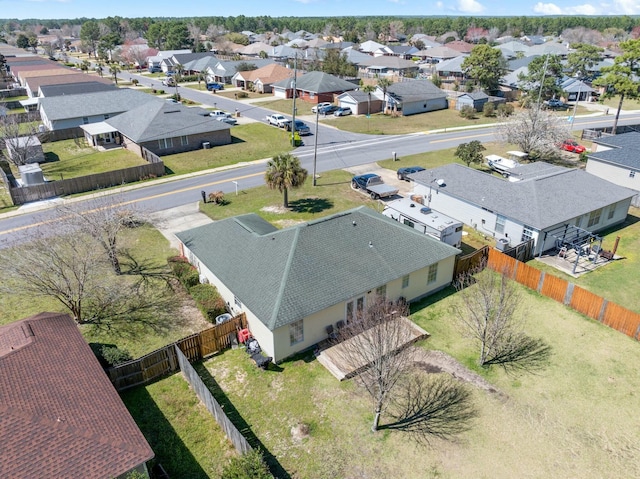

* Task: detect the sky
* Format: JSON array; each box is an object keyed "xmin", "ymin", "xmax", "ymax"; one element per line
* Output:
[{"xmin": 4, "ymin": 0, "xmax": 640, "ymax": 21}]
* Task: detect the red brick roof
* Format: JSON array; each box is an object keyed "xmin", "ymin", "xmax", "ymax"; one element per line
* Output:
[{"xmin": 0, "ymin": 312, "xmax": 154, "ymax": 478}]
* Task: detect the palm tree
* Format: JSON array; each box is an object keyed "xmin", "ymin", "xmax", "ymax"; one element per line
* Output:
[
  {"xmin": 361, "ymin": 83, "xmax": 376, "ymax": 117},
  {"xmin": 264, "ymin": 153, "xmax": 308, "ymax": 208},
  {"xmin": 109, "ymin": 64, "xmax": 121, "ymax": 85},
  {"xmin": 377, "ymin": 76, "xmax": 393, "ymax": 114}
]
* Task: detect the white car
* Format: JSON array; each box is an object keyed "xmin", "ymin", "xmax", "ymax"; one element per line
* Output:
[{"xmin": 311, "ymin": 102, "xmax": 332, "ymax": 113}]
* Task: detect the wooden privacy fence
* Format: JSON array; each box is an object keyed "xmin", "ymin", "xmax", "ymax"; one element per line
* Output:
[
  {"xmin": 454, "ymin": 245, "xmax": 489, "ymax": 277},
  {"xmin": 176, "ymin": 346, "xmax": 252, "ymax": 454},
  {"xmin": 485, "ymin": 248, "xmax": 640, "ymax": 341},
  {"xmin": 108, "ymin": 313, "xmax": 247, "ymax": 391}
]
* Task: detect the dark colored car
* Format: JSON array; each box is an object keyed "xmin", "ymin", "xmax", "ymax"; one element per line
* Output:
[
  {"xmin": 560, "ymin": 139, "xmax": 586, "ymax": 154},
  {"xmin": 397, "ymin": 166, "xmax": 426, "ymax": 181},
  {"xmin": 318, "ymin": 104, "xmax": 339, "ymax": 115},
  {"xmin": 206, "ymin": 82, "xmax": 224, "ymax": 91},
  {"xmin": 283, "ymin": 119, "xmax": 311, "ymax": 135}
]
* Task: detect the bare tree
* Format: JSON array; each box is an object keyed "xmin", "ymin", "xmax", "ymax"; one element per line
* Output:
[
  {"xmin": 385, "ymin": 373, "xmax": 476, "ymax": 445},
  {"xmin": 0, "ymin": 113, "xmax": 45, "ymax": 167},
  {"xmin": 495, "ymin": 107, "xmax": 570, "ymax": 159},
  {"xmin": 452, "ymin": 267, "xmax": 552, "ymax": 372},
  {"xmin": 333, "ymin": 297, "xmax": 415, "ymax": 431},
  {"xmin": 187, "ymin": 22, "xmax": 202, "ymax": 52}
]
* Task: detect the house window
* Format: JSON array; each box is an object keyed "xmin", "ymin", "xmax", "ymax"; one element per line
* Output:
[
  {"xmin": 376, "ymin": 285, "xmax": 387, "ymax": 299},
  {"xmin": 158, "ymin": 138, "xmax": 173, "ymax": 149},
  {"xmin": 608, "ymin": 203, "xmax": 616, "ymax": 220},
  {"xmin": 234, "ymin": 295, "xmax": 242, "ymax": 309},
  {"xmin": 587, "ymin": 209, "xmax": 602, "ymax": 228},
  {"xmin": 521, "ymin": 225, "xmax": 534, "ymax": 242},
  {"xmin": 180, "ymin": 136, "xmax": 188, "ymax": 146},
  {"xmin": 427, "ymin": 263, "xmax": 438, "ymax": 284},
  {"xmin": 289, "ymin": 319, "xmax": 304, "ymax": 345},
  {"xmin": 495, "ymin": 214, "xmax": 506, "ymax": 234},
  {"xmin": 630, "ymin": 171, "xmax": 636, "ymax": 178},
  {"xmin": 403, "ymin": 219, "xmax": 415, "ymax": 228},
  {"xmin": 402, "ymin": 274, "xmax": 410, "ymax": 289},
  {"xmin": 346, "ymin": 296, "xmax": 365, "ymax": 323},
  {"xmin": 82, "ymin": 117, "xmax": 89, "ymax": 124}
]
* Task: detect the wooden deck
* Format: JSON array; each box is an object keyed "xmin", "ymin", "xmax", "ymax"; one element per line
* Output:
[{"xmin": 315, "ymin": 316, "xmax": 429, "ymax": 381}]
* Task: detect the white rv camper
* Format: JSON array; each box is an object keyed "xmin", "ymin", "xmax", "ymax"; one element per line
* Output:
[{"xmin": 382, "ymin": 197, "xmax": 463, "ymax": 248}]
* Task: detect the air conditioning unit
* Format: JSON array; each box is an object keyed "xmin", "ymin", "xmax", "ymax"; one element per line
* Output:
[
  {"xmin": 495, "ymin": 238, "xmax": 510, "ymax": 252},
  {"xmin": 202, "ymin": 141, "xmax": 211, "ymax": 149}
]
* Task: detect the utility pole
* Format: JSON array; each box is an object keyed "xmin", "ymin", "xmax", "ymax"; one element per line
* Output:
[
  {"xmin": 313, "ymin": 106, "xmax": 319, "ymax": 186},
  {"xmin": 291, "ymin": 54, "xmax": 298, "ymax": 146}
]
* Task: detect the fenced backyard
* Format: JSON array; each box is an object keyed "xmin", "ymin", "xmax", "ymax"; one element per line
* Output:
[{"xmin": 108, "ymin": 313, "xmax": 247, "ymax": 391}]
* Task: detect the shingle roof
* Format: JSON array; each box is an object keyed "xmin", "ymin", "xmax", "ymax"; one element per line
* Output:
[
  {"xmin": 176, "ymin": 207, "xmax": 459, "ymax": 330},
  {"xmin": 589, "ymin": 131, "xmax": 640, "ymax": 170},
  {"xmin": 411, "ymin": 164, "xmax": 635, "ymax": 230},
  {"xmin": 39, "ymin": 81, "xmax": 116, "ymax": 97},
  {"xmin": 386, "ymin": 79, "xmax": 446, "ymax": 103},
  {"xmin": 272, "ymin": 70, "xmax": 357, "ymax": 94},
  {"xmin": 26, "ymin": 73, "xmax": 113, "ymax": 93},
  {"xmin": 39, "ymin": 88, "xmax": 155, "ymax": 121},
  {"xmin": 358, "ymin": 56, "xmax": 419, "ymax": 70},
  {"xmin": 106, "ymin": 101, "xmax": 229, "ymax": 143},
  {"xmin": 0, "ymin": 312, "xmax": 154, "ymax": 478}
]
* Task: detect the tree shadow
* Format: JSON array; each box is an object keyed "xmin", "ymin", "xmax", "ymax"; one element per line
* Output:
[
  {"xmin": 289, "ymin": 197, "xmax": 333, "ymax": 214},
  {"xmin": 194, "ymin": 363, "xmax": 292, "ymax": 479},
  {"xmin": 409, "ymin": 285, "xmax": 458, "ymax": 313},
  {"xmin": 120, "ymin": 382, "xmax": 210, "ymax": 478},
  {"xmin": 43, "ymin": 152, "xmax": 60, "ymax": 163}
]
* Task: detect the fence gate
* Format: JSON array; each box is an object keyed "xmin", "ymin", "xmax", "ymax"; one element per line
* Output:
[{"xmin": 502, "ymin": 239, "xmax": 535, "ymax": 262}]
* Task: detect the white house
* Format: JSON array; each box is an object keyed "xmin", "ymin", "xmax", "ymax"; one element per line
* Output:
[
  {"xmin": 410, "ymin": 163, "xmax": 635, "ymax": 255},
  {"xmin": 176, "ymin": 207, "xmax": 460, "ymax": 363},
  {"xmin": 587, "ymin": 132, "xmax": 640, "ymax": 207}
]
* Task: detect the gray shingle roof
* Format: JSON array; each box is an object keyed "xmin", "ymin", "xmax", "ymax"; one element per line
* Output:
[
  {"xmin": 272, "ymin": 70, "xmax": 357, "ymax": 94},
  {"xmin": 411, "ymin": 164, "xmax": 635, "ymax": 230},
  {"xmin": 386, "ymin": 79, "xmax": 446, "ymax": 103},
  {"xmin": 39, "ymin": 81, "xmax": 116, "ymax": 97},
  {"xmin": 39, "ymin": 89, "xmax": 154, "ymax": 121},
  {"xmin": 176, "ymin": 207, "xmax": 459, "ymax": 330},
  {"xmin": 105, "ymin": 101, "xmax": 229, "ymax": 143},
  {"xmin": 590, "ymin": 132, "xmax": 640, "ymax": 170}
]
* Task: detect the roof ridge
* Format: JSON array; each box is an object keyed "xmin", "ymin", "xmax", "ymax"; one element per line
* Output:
[{"xmin": 268, "ymin": 226, "xmax": 301, "ymax": 330}]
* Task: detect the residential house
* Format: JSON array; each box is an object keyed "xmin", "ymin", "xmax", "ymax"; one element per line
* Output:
[
  {"xmin": 443, "ymin": 40, "xmax": 475, "ymax": 54},
  {"xmin": 176, "ymin": 207, "xmax": 460, "ymax": 363},
  {"xmin": 357, "ymin": 56, "xmax": 419, "ymax": 79},
  {"xmin": 336, "ymin": 90, "xmax": 384, "ymax": 115},
  {"xmin": 271, "ymin": 71, "xmax": 357, "ymax": 103},
  {"xmin": 238, "ymin": 42, "xmax": 273, "ymax": 57},
  {"xmin": 435, "ymin": 55, "xmax": 468, "ymax": 85},
  {"xmin": 82, "ymin": 100, "xmax": 231, "ymax": 156},
  {"xmin": 205, "ymin": 59, "xmax": 274, "ymax": 84},
  {"xmin": 24, "ymin": 73, "xmax": 113, "ymax": 98},
  {"xmin": 39, "ymin": 81, "xmax": 117, "ymax": 98},
  {"xmin": 358, "ymin": 40, "xmax": 386, "ymax": 54},
  {"xmin": 495, "ymin": 41, "xmax": 530, "ymax": 59},
  {"xmin": 38, "ymin": 88, "xmax": 154, "ymax": 131},
  {"xmin": 587, "ymin": 132, "xmax": 640, "ymax": 207},
  {"xmin": 410, "ymin": 163, "xmax": 634, "ymax": 255},
  {"xmin": 414, "ymin": 46, "xmax": 462, "ymax": 63},
  {"xmin": 560, "ymin": 77, "xmax": 595, "ymax": 102},
  {"xmin": 146, "ymin": 49, "xmax": 191, "ymax": 73},
  {"xmin": 455, "ymin": 91, "xmax": 490, "ymax": 111},
  {"xmin": 231, "ymin": 63, "xmax": 297, "ymax": 93},
  {"xmin": 162, "ymin": 52, "xmax": 216, "ymax": 74},
  {"xmin": 0, "ymin": 312, "xmax": 154, "ymax": 478},
  {"xmin": 380, "ymin": 79, "xmax": 448, "ymax": 116},
  {"xmin": 10, "ymin": 62, "xmax": 64, "ymax": 84}
]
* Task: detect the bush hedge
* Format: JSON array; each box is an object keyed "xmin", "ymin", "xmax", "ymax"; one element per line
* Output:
[{"xmin": 190, "ymin": 283, "xmax": 226, "ymax": 322}]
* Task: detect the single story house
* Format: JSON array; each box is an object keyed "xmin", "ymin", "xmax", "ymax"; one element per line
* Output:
[
  {"xmin": 586, "ymin": 132, "xmax": 640, "ymax": 207},
  {"xmin": 176, "ymin": 207, "xmax": 460, "ymax": 363},
  {"xmin": 337, "ymin": 90, "xmax": 384, "ymax": 115},
  {"xmin": 455, "ymin": 91, "xmax": 490, "ymax": 111},
  {"xmin": 38, "ymin": 88, "xmax": 154, "ymax": 131},
  {"xmin": 25, "ymin": 73, "xmax": 113, "ymax": 98},
  {"xmin": 380, "ymin": 79, "xmax": 448, "ymax": 116},
  {"xmin": 0, "ymin": 312, "xmax": 154, "ymax": 478},
  {"xmin": 435, "ymin": 55, "xmax": 468, "ymax": 84},
  {"xmin": 231, "ymin": 63, "xmax": 297, "ymax": 93},
  {"xmin": 357, "ymin": 56, "xmax": 420, "ymax": 78},
  {"xmin": 38, "ymin": 80, "xmax": 117, "ymax": 98},
  {"xmin": 205, "ymin": 59, "xmax": 273, "ymax": 84},
  {"xmin": 82, "ymin": 100, "xmax": 231, "ymax": 156},
  {"xmin": 271, "ymin": 71, "xmax": 358, "ymax": 103},
  {"xmin": 410, "ymin": 163, "xmax": 635, "ymax": 255}
]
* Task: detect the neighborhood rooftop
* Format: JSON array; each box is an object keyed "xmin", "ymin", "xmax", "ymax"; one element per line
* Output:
[
  {"xmin": 38, "ymin": 88, "xmax": 154, "ymax": 120},
  {"xmin": 411, "ymin": 164, "xmax": 636, "ymax": 230},
  {"xmin": 176, "ymin": 206, "xmax": 459, "ymax": 331}
]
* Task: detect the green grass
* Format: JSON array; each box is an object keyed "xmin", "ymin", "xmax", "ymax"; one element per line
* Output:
[
  {"xmin": 200, "ymin": 281, "xmax": 640, "ymax": 479},
  {"xmin": 161, "ymin": 123, "xmax": 294, "ymax": 175},
  {"xmin": 121, "ymin": 373, "xmax": 237, "ymax": 478},
  {"xmin": 254, "ymin": 98, "xmax": 315, "ymax": 116},
  {"xmin": 200, "ymin": 169, "xmax": 381, "ymax": 225},
  {"xmin": 598, "ymin": 95, "xmax": 640, "ymax": 110},
  {"xmin": 33, "ymin": 139, "xmax": 146, "ymax": 179}
]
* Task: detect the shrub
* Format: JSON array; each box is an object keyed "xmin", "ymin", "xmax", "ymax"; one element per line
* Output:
[
  {"xmin": 497, "ymin": 103, "xmax": 514, "ymax": 116},
  {"xmin": 101, "ymin": 346, "xmax": 133, "ymax": 366},
  {"xmin": 483, "ymin": 102, "xmax": 496, "ymax": 117},
  {"xmin": 459, "ymin": 105, "xmax": 476, "ymax": 119},
  {"xmin": 189, "ymin": 283, "xmax": 226, "ymax": 321},
  {"xmin": 221, "ymin": 450, "xmax": 274, "ymax": 479},
  {"xmin": 168, "ymin": 256, "xmax": 199, "ymax": 288},
  {"xmin": 237, "ymin": 91, "xmax": 249, "ymax": 99}
]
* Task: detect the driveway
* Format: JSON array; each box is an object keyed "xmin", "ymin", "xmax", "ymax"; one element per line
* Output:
[
  {"xmin": 148, "ymin": 202, "xmax": 212, "ymax": 251},
  {"xmin": 344, "ymin": 162, "xmax": 413, "ymax": 198}
]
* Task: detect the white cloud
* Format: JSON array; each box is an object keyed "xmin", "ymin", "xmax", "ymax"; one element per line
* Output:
[
  {"xmin": 566, "ymin": 3, "xmax": 599, "ymax": 14},
  {"xmin": 456, "ymin": 0, "xmax": 485, "ymax": 13},
  {"xmin": 533, "ymin": 2, "xmax": 563, "ymax": 14},
  {"xmin": 611, "ymin": 0, "xmax": 640, "ymax": 13},
  {"xmin": 436, "ymin": 1, "xmax": 444, "ymax": 6}
]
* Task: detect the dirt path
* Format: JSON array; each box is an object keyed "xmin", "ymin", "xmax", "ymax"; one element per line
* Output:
[{"xmin": 412, "ymin": 348, "xmax": 507, "ymax": 400}]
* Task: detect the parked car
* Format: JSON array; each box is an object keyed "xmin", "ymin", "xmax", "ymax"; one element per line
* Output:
[
  {"xmin": 334, "ymin": 107, "xmax": 352, "ymax": 117},
  {"xmin": 283, "ymin": 119, "xmax": 311, "ymax": 135},
  {"xmin": 397, "ymin": 166, "xmax": 426, "ymax": 181},
  {"xmin": 206, "ymin": 82, "xmax": 224, "ymax": 91},
  {"xmin": 217, "ymin": 116, "xmax": 237, "ymax": 125},
  {"xmin": 560, "ymin": 139, "xmax": 586, "ymax": 154},
  {"xmin": 210, "ymin": 110, "xmax": 232, "ymax": 119},
  {"xmin": 319, "ymin": 104, "xmax": 339, "ymax": 115},
  {"xmin": 351, "ymin": 173, "xmax": 399, "ymax": 200},
  {"xmin": 161, "ymin": 77, "xmax": 176, "ymax": 87},
  {"xmin": 543, "ymin": 99, "xmax": 569, "ymax": 110},
  {"xmin": 311, "ymin": 102, "xmax": 332, "ymax": 113},
  {"xmin": 266, "ymin": 114, "xmax": 289, "ymax": 127}
]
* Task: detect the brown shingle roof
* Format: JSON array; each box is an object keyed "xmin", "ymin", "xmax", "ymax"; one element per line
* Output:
[{"xmin": 0, "ymin": 312, "xmax": 154, "ymax": 478}]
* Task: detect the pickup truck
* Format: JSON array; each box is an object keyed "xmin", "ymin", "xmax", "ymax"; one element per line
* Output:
[
  {"xmin": 351, "ymin": 173, "xmax": 399, "ymax": 200},
  {"xmin": 266, "ymin": 114, "xmax": 288, "ymax": 128}
]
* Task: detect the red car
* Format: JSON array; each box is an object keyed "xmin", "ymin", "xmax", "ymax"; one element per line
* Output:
[{"xmin": 561, "ymin": 139, "xmax": 586, "ymax": 154}]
